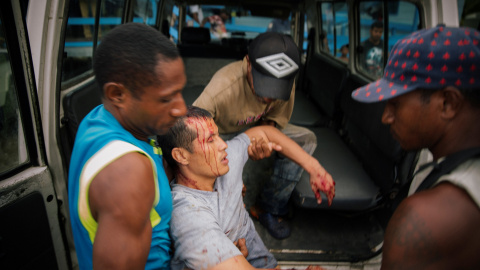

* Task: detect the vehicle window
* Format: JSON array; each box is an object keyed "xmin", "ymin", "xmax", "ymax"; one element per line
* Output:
[
  {"xmin": 458, "ymin": 0, "xmax": 480, "ymax": 29},
  {"xmin": 170, "ymin": 4, "xmax": 293, "ymax": 44},
  {"xmin": 0, "ymin": 17, "xmax": 29, "ymax": 174},
  {"xmin": 169, "ymin": 4, "xmax": 179, "ymax": 43},
  {"xmin": 133, "ymin": 0, "xmax": 160, "ymax": 26},
  {"xmin": 97, "ymin": 0, "xmax": 125, "ymax": 44},
  {"xmin": 61, "ymin": 0, "xmax": 127, "ymax": 86},
  {"xmin": 357, "ymin": 1, "xmax": 420, "ymax": 79},
  {"xmin": 319, "ymin": 1, "xmax": 349, "ymax": 63},
  {"xmin": 320, "ymin": 2, "xmax": 333, "ymax": 55},
  {"xmin": 302, "ymin": 14, "xmax": 309, "ymax": 57}
]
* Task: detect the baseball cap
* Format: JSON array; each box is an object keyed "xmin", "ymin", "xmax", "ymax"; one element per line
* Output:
[
  {"xmin": 248, "ymin": 32, "xmax": 300, "ymax": 101},
  {"xmin": 352, "ymin": 24, "xmax": 480, "ymax": 103}
]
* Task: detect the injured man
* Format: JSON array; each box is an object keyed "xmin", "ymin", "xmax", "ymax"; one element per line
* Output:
[{"xmin": 157, "ymin": 106, "xmax": 335, "ymax": 270}]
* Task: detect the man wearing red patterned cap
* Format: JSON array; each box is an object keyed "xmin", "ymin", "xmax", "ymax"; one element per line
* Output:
[{"xmin": 352, "ymin": 24, "xmax": 480, "ymax": 269}]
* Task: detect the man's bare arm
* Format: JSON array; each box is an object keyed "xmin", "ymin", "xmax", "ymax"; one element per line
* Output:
[
  {"xmin": 244, "ymin": 126, "xmax": 335, "ymax": 205},
  {"xmin": 382, "ymin": 182, "xmax": 480, "ymax": 270},
  {"xmin": 89, "ymin": 152, "xmax": 155, "ymax": 269}
]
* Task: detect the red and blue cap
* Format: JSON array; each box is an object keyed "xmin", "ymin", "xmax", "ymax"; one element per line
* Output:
[{"xmin": 352, "ymin": 24, "xmax": 480, "ymax": 103}]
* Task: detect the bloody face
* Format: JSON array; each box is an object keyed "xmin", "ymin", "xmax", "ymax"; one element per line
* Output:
[
  {"xmin": 381, "ymin": 90, "xmax": 443, "ymax": 152},
  {"xmin": 185, "ymin": 117, "xmax": 229, "ymax": 181},
  {"xmin": 121, "ymin": 58, "xmax": 187, "ymax": 140}
]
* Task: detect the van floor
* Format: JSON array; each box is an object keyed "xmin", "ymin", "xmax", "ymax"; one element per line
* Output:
[
  {"xmin": 251, "ymin": 207, "xmax": 384, "ymax": 262},
  {"xmin": 242, "ymin": 157, "xmax": 385, "ymax": 263}
]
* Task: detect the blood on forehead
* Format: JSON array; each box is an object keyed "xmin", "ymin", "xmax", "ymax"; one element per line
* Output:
[
  {"xmin": 186, "ymin": 117, "xmax": 216, "ymax": 136},
  {"xmin": 185, "ymin": 117, "xmax": 221, "ymax": 176}
]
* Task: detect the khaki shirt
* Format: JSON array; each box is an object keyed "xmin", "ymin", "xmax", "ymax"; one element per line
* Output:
[{"xmin": 193, "ymin": 57, "xmax": 295, "ymax": 134}]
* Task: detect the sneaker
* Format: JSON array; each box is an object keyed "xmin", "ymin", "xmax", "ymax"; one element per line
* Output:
[{"xmin": 258, "ymin": 212, "xmax": 291, "ymax": 239}]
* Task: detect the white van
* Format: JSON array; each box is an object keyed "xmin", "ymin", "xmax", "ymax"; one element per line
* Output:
[{"xmin": 0, "ymin": 0, "xmax": 471, "ymax": 269}]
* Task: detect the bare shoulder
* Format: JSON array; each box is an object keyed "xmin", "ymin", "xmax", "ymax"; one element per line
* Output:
[
  {"xmin": 382, "ymin": 182, "xmax": 480, "ymax": 269},
  {"xmin": 89, "ymin": 152, "xmax": 156, "ymax": 222},
  {"xmin": 89, "ymin": 152, "xmax": 156, "ymax": 268}
]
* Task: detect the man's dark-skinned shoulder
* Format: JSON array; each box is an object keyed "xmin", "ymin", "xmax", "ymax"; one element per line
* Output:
[{"xmin": 383, "ymin": 182, "xmax": 480, "ymax": 269}]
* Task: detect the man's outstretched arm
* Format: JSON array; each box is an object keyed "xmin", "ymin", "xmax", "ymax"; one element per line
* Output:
[{"xmin": 244, "ymin": 126, "xmax": 335, "ymax": 206}]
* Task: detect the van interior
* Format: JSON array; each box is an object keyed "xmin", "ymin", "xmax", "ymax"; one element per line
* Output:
[{"xmin": 0, "ymin": 0, "xmax": 473, "ymax": 269}]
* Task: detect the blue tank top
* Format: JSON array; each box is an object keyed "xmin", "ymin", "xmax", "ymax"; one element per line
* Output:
[{"xmin": 68, "ymin": 105, "xmax": 172, "ymax": 269}]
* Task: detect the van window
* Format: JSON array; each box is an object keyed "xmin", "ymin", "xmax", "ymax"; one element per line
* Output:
[
  {"xmin": 169, "ymin": 4, "xmax": 179, "ymax": 43},
  {"xmin": 133, "ymin": 0, "xmax": 160, "ymax": 26},
  {"xmin": 61, "ymin": 0, "xmax": 126, "ymax": 85},
  {"xmin": 319, "ymin": 1, "xmax": 349, "ymax": 62},
  {"xmin": 61, "ymin": 0, "xmax": 160, "ymax": 86},
  {"xmin": 169, "ymin": 4, "xmax": 293, "ymax": 44},
  {"xmin": 458, "ymin": 0, "xmax": 480, "ymax": 29},
  {"xmin": 0, "ymin": 17, "xmax": 29, "ymax": 174},
  {"xmin": 320, "ymin": 2, "xmax": 333, "ymax": 55},
  {"xmin": 97, "ymin": 0, "xmax": 125, "ymax": 43},
  {"xmin": 357, "ymin": 1, "xmax": 420, "ymax": 79}
]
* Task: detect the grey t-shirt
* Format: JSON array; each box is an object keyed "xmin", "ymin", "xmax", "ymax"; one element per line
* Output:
[{"xmin": 170, "ymin": 133, "xmax": 277, "ymax": 269}]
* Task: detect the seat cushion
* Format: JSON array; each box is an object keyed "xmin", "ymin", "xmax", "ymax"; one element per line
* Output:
[
  {"xmin": 182, "ymin": 85, "xmax": 205, "ymax": 105},
  {"xmin": 292, "ymin": 127, "xmax": 380, "ymax": 211},
  {"xmin": 289, "ymin": 89, "xmax": 326, "ymax": 127},
  {"xmin": 181, "ymin": 27, "xmax": 211, "ymax": 44}
]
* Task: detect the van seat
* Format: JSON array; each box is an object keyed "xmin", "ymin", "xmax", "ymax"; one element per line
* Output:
[
  {"xmin": 292, "ymin": 74, "xmax": 410, "ymax": 211},
  {"xmin": 178, "ymin": 27, "xmax": 246, "ymax": 59},
  {"xmin": 340, "ymin": 77, "xmax": 403, "ymax": 192},
  {"xmin": 292, "ymin": 127, "xmax": 380, "ymax": 210},
  {"xmin": 300, "ymin": 54, "xmax": 349, "ymax": 126},
  {"xmin": 62, "ymin": 81, "xmax": 102, "ymax": 147},
  {"xmin": 289, "ymin": 89, "xmax": 325, "ymax": 127},
  {"xmin": 182, "ymin": 85, "xmax": 205, "ymax": 105},
  {"xmin": 181, "ymin": 27, "xmax": 211, "ymax": 44}
]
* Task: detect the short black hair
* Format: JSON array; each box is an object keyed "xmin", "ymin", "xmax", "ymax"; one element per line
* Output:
[
  {"xmin": 157, "ymin": 106, "xmax": 213, "ymax": 171},
  {"xmin": 371, "ymin": 21, "xmax": 384, "ymax": 30},
  {"xmin": 93, "ymin": 23, "xmax": 180, "ymax": 97}
]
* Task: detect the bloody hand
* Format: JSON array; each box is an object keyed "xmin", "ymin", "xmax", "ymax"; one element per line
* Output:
[{"xmin": 309, "ymin": 165, "xmax": 335, "ymax": 206}]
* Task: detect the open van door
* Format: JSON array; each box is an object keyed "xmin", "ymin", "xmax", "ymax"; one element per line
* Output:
[{"xmin": 0, "ymin": 1, "xmax": 70, "ymax": 269}]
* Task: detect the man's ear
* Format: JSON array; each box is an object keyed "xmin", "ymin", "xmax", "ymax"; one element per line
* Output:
[
  {"xmin": 440, "ymin": 86, "xmax": 463, "ymax": 119},
  {"xmin": 104, "ymin": 82, "xmax": 128, "ymax": 105},
  {"xmin": 171, "ymin": 147, "xmax": 190, "ymax": 166}
]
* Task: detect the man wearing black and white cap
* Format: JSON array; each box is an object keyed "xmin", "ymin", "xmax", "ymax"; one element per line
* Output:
[
  {"xmin": 352, "ymin": 25, "xmax": 480, "ymax": 269},
  {"xmin": 194, "ymin": 32, "xmax": 334, "ymax": 239}
]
